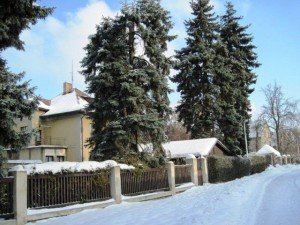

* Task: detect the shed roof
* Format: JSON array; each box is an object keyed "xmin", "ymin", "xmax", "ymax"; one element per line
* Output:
[
  {"xmin": 256, "ymin": 144, "xmax": 281, "ymax": 156},
  {"xmin": 162, "ymin": 138, "xmax": 230, "ymax": 158}
]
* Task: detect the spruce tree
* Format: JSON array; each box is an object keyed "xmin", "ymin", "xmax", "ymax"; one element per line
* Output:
[
  {"xmin": 220, "ymin": 2, "xmax": 259, "ymax": 153},
  {"xmin": 172, "ymin": 0, "xmax": 219, "ymax": 139},
  {"xmin": 213, "ymin": 40, "xmax": 241, "ymax": 154},
  {"xmin": 0, "ymin": 1, "xmax": 52, "ymax": 158},
  {"xmin": 82, "ymin": 0, "xmax": 175, "ymax": 162}
]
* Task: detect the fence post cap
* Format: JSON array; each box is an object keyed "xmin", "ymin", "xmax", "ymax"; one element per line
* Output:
[
  {"xmin": 167, "ymin": 161, "xmax": 174, "ymax": 165},
  {"xmin": 185, "ymin": 154, "xmax": 196, "ymax": 159},
  {"xmin": 111, "ymin": 165, "xmax": 121, "ymax": 171},
  {"xmin": 9, "ymin": 165, "xmax": 26, "ymax": 172}
]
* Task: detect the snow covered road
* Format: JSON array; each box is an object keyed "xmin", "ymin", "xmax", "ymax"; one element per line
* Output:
[
  {"xmin": 253, "ymin": 169, "xmax": 300, "ymax": 225},
  {"xmin": 28, "ymin": 165, "xmax": 300, "ymax": 225}
]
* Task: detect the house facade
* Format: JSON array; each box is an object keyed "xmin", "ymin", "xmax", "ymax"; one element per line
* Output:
[
  {"xmin": 249, "ymin": 123, "xmax": 272, "ymax": 153},
  {"xmin": 6, "ymin": 82, "xmax": 92, "ymax": 162}
]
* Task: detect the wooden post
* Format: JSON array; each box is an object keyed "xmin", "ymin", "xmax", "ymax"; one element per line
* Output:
[
  {"xmin": 167, "ymin": 162, "xmax": 175, "ymax": 195},
  {"xmin": 110, "ymin": 166, "xmax": 122, "ymax": 204},
  {"xmin": 11, "ymin": 165, "xmax": 27, "ymax": 225},
  {"xmin": 186, "ymin": 158, "xmax": 198, "ymax": 186}
]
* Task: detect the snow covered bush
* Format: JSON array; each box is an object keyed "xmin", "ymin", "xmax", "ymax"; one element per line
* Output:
[
  {"xmin": 10, "ymin": 160, "xmax": 134, "ymax": 175},
  {"xmin": 249, "ymin": 155, "xmax": 270, "ymax": 174},
  {"xmin": 207, "ymin": 156, "xmax": 250, "ymax": 183}
]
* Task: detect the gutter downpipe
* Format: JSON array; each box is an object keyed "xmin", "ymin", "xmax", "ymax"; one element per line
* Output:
[{"xmin": 80, "ymin": 114, "xmax": 84, "ymax": 162}]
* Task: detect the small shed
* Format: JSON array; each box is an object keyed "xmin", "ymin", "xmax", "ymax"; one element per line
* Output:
[
  {"xmin": 162, "ymin": 138, "xmax": 232, "ymax": 159},
  {"xmin": 256, "ymin": 144, "xmax": 281, "ymax": 157}
]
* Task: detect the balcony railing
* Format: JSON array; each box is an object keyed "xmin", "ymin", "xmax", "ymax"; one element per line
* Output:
[{"xmin": 35, "ymin": 137, "xmax": 66, "ymax": 146}]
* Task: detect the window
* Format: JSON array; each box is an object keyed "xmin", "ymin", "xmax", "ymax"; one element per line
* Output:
[
  {"xmin": 20, "ymin": 126, "xmax": 27, "ymax": 132},
  {"xmin": 57, "ymin": 156, "xmax": 65, "ymax": 162},
  {"xmin": 45, "ymin": 156, "xmax": 54, "ymax": 162},
  {"xmin": 35, "ymin": 130, "xmax": 42, "ymax": 145}
]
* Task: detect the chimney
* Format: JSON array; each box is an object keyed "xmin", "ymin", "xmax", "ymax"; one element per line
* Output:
[{"xmin": 63, "ymin": 82, "xmax": 73, "ymax": 94}]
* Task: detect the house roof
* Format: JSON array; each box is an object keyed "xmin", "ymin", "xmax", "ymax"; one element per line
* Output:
[
  {"xmin": 41, "ymin": 90, "xmax": 89, "ymax": 117},
  {"xmin": 162, "ymin": 138, "xmax": 230, "ymax": 158},
  {"xmin": 38, "ymin": 100, "xmax": 51, "ymax": 111},
  {"xmin": 256, "ymin": 144, "xmax": 281, "ymax": 156}
]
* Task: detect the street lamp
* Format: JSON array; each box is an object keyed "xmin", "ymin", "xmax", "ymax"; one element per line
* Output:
[{"xmin": 243, "ymin": 120, "xmax": 249, "ymax": 157}]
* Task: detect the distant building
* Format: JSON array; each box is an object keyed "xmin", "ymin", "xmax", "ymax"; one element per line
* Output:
[
  {"xmin": 5, "ymin": 82, "xmax": 92, "ymax": 162},
  {"xmin": 249, "ymin": 122, "xmax": 272, "ymax": 153}
]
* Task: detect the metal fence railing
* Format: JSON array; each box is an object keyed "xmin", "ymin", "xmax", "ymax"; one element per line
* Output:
[
  {"xmin": 27, "ymin": 172, "xmax": 111, "ymax": 209},
  {"xmin": 121, "ymin": 168, "xmax": 169, "ymax": 196},
  {"xmin": 0, "ymin": 177, "xmax": 14, "ymax": 219}
]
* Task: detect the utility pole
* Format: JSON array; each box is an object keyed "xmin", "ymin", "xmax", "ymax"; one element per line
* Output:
[
  {"xmin": 71, "ymin": 60, "xmax": 74, "ymax": 86},
  {"xmin": 244, "ymin": 120, "xmax": 249, "ymax": 157}
]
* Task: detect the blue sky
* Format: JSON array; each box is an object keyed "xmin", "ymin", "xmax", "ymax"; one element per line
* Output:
[{"xmin": 3, "ymin": 0, "xmax": 300, "ymax": 117}]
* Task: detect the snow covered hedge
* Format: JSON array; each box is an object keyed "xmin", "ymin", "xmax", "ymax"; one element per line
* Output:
[
  {"xmin": 10, "ymin": 160, "xmax": 134, "ymax": 175},
  {"xmin": 249, "ymin": 155, "xmax": 271, "ymax": 174},
  {"xmin": 207, "ymin": 156, "xmax": 251, "ymax": 183}
]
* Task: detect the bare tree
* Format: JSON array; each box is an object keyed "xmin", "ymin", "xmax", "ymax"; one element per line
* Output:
[
  {"xmin": 261, "ymin": 82, "xmax": 299, "ymax": 152},
  {"xmin": 250, "ymin": 116, "xmax": 264, "ymax": 152},
  {"xmin": 165, "ymin": 110, "xmax": 190, "ymax": 141},
  {"xmin": 280, "ymin": 128, "xmax": 300, "ymax": 155}
]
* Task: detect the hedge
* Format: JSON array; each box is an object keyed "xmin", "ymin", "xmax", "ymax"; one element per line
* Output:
[
  {"xmin": 249, "ymin": 155, "xmax": 271, "ymax": 175},
  {"xmin": 207, "ymin": 156, "xmax": 251, "ymax": 183},
  {"xmin": 292, "ymin": 156, "xmax": 300, "ymax": 164}
]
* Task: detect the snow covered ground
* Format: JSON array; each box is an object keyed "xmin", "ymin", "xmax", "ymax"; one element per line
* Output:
[{"xmin": 27, "ymin": 165, "xmax": 300, "ymax": 225}]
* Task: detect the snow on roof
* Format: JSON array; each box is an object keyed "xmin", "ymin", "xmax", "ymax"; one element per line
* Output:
[
  {"xmin": 38, "ymin": 100, "xmax": 51, "ymax": 111},
  {"xmin": 10, "ymin": 160, "xmax": 134, "ymax": 175},
  {"xmin": 42, "ymin": 91, "xmax": 88, "ymax": 117},
  {"xmin": 256, "ymin": 145, "xmax": 281, "ymax": 156},
  {"xmin": 7, "ymin": 160, "xmax": 42, "ymax": 164},
  {"xmin": 162, "ymin": 138, "xmax": 225, "ymax": 158}
]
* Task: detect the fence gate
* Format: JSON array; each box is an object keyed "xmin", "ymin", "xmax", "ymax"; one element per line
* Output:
[{"xmin": 197, "ymin": 159, "xmax": 203, "ymax": 185}]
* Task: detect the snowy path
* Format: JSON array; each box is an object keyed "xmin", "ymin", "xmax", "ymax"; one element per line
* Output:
[
  {"xmin": 253, "ymin": 169, "xmax": 300, "ymax": 225},
  {"xmin": 27, "ymin": 165, "xmax": 300, "ymax": 225}
]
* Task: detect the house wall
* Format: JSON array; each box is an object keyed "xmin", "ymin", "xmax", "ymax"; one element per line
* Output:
[
  {"xmin": 249, "ymin": 124, "xmax": 272, "ymax": 152},
  {"xmin": 30, "ymin": 148, "xmax": 43, "ymax": 160},
  {"xmin": 14, "ymin": 110, "xmax": 45, "ymax": 146},
  {"xmin": 13, "ymin": 109, "xmax": 92, "ymax": 162},
  {"xmin": 82, "ymin": 116, "xmax": 92, "ymax": 161},
  {"xmin": 210, "ymin": 146, "xmax": 226, "ymax": 156},
  {"xmin": 41, "ymin": 114, "xmax": 83, "ymax": 162},
  {"xmin": 14, "ymin": 148, "xmax": 66, "ymax": 162}
]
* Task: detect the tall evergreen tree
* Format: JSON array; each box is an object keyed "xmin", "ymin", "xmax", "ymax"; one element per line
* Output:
[
  {"xmin": 213, "ymin": 39, "xmax": 242, "ymax": 153},
  {"xmin": 82, "ymin": 0, "xmax": 175, "ymax": 161},
  {"xmin": 220, "ymin": 2, "xmax": 259, "ymax": 153},
  {"xmin": 0, "ymin": 1, "xmax": 52, "ymax": 158},
  {"xmin": 172, "ymin": 0, "xmax": 219, "ymax": 139}
]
